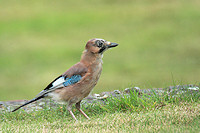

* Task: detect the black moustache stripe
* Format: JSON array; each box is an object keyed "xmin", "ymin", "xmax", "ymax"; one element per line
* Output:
[{"xmin": 98, "ymin": 46, "xmax": 106, "ymax": 53}]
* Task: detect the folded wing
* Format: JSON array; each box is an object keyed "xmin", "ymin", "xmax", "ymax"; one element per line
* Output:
[{"xmin": 38, "ymin": 62, "xmax": 88, "ymax": 97}]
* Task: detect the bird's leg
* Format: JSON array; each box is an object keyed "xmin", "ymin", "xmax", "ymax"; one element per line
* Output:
[
  {"xmin": 75, "ymin": 101, "xmax": 90, "ymax": 119},
  {"xmin": 67, "ymin": 103, "xmax": 77, "ymax": 121}
]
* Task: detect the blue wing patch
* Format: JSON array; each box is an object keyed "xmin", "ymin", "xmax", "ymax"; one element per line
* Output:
[
  {"xmin": 37, "ymin": 75, "xmax": 82, "ymax": 97},
  {"xmin": 63, "ymin": 75, "xmax": 82, "ymax": 87}
]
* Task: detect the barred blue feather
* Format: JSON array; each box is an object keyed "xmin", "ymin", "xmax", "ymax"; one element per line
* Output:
[{"xmin": 63, "ymin": 75, "xmax": 82, "ymax": 87}]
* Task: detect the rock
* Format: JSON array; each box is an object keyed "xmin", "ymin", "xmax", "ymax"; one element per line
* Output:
[
  {"xmin": 97, "ymin": 94, "xmax": 109, "ymax": 100},
  {"xmin": 189, "ymin": 84, "xmax": 194, "ymax": 87},
  {"xmin": 113, "ymin": 90, "xmax": 121, "ymax": 94},
  {"xmin": 124, "ymin": 87, "xmax": 141, "ymax": 95},
  {"xmin": 188, "ymin": 87, "xmax": 199, "ymax": 91},
  {"xmin": 124, "ymin": 88, "xmax": 130, "ymax": 93},
  {"xmin": 134, "ymin": 87, "xmax": 140, "ymax": 91},
  {"xmin": 39, "ymin": 102, "xmax": 45, "ymax": 106},
  {"xmin": 93, "ymin": 94, "xmax": 100, "ymax": 98},
  {"xmin": 100, "ymin": 91, "xmax": 112, "ymax": 97},
  {"xmin": 85, "ymin": 95, "xmax": 95, "ymax": 100},
  {"xmin": 1, "ymin": 84, "xmax": 199, "ymax": 112}
]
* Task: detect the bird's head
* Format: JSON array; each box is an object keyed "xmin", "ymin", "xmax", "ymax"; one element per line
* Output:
[{"xmin": 85, "ymin": 38, "xmax": 119, "ymax": 54}]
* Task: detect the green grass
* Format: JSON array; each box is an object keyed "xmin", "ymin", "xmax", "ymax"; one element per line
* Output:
[
  {"xmin": 1, "ymin": 107, "xmax": 199, "ymax": 133},
  {"xmin": 0, "ymin": 0, "xmax": 200, "ymax": 101},
  {"xmin": 1, "ymin": 88, "xmax": 199, "ymax": 132}
]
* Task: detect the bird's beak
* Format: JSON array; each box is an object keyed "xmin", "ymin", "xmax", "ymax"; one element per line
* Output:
[
  {"xmin": 106, "ymin": 42, "xmax": 119, "ymax": 48},
  {"xmin": 99, "ymin": 41, "xmax": 119, "ymax": 54}
]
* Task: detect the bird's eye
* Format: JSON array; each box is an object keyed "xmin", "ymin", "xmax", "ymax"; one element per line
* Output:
[{"xmin": 96, "ymin": 40, "xmax": 104, "ymax": 47}]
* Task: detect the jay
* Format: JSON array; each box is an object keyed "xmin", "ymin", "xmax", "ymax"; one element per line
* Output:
[{"xmin": 12, "ymin": 38, "xmax": 118, "ymax": 121}]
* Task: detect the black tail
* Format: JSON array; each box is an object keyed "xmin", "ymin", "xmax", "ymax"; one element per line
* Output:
[{"xmin": 12, "ymin": 95, "xmax": 44, "ymax": 112}]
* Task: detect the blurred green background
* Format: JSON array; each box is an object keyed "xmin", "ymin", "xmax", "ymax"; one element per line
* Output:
[{"xmin": 0, "ymin": 0, "xmax": 200, "ymax": 101}]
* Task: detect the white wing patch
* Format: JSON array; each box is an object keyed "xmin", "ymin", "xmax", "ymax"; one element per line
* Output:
[
  {"xmin": 37, "ymin": 76, "xmax": 65, "ymax": 96},
  {"xmin": 52, "ymin": 76, "xmax": 65, "ymax": 88},
  {"xmin": 37, "ymin": 75, "xmax": 82, "ymax": 97}
]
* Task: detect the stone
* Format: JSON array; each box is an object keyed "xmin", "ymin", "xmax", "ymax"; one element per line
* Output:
[
  {"xmin": 113, "ymin": 90, "xmax": 121, "ymax": 94},
  {"xmin": 188, "ymin": 87, "xmax": 199, "ymax": 91},
  {"xmin": 1, "ymin": 84, "xmax": 199, "ymax": 112}
]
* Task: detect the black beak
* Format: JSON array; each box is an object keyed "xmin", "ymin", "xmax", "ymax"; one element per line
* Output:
[
  {"xmin": 107, "ymin": 42, "xmax": 119, "ymax": 48},
  {"xmin": 99, "ymin": 42, "xmax": 119, "ymax": 53}
]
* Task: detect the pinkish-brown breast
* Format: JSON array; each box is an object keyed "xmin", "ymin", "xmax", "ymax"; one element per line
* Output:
[{"xmin": 56, "ymin": 60, "xmax": 103, "ymax": 103}]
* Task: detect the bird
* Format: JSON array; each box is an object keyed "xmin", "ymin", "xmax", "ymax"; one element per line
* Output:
[{"xmin": 12, "ymin": 38, "xmax": 119, "ymax": 121}]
